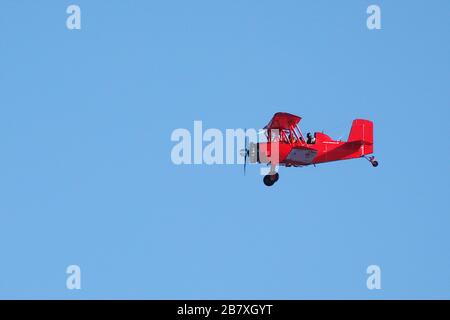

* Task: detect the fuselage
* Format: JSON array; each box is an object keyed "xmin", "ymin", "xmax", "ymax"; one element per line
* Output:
[{"xmin": 254, "ymin": 132, "xmax": 373, "ymax": 167}]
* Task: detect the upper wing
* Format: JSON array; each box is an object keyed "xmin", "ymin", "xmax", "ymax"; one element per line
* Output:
[{"xmin": 264, "ymin": 112, "xmax": 302, "ymax": 130}]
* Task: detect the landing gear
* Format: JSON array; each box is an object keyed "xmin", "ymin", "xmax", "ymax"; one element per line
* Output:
[
  {"xmin": 364, "ymin": 156, "xmax": 379, "ymax": 167},
  {"xmin": 263, "ymin": 172, "xmax": 279, "ymax": 187}
]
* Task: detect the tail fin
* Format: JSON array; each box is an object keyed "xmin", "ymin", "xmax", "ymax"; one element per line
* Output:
[{"xmin": 347, "ymin": 119, "xmax": 373, "ymax": 155}]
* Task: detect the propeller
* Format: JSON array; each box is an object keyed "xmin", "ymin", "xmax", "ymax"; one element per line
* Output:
[{"xmin": 239, "ymin": 130, "xmax": 249, "ymax": 175}]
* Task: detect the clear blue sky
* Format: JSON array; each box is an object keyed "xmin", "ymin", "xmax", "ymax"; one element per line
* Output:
[{"xmin": 0, "ymin": 1, "xmax": 449, "ymax": 299}]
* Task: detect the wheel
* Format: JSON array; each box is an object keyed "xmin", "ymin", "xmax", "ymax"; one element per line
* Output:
[
  {"xmin": 263, "ymin": 175, "xmax": 275, "ymax": 186},
  {"xmin": 372, "ymin": 160, "xmax": 378, "ymax": 167},
  {"xmin": 271, "ymin": 172, "xmax": 279, "ymax": 182}
]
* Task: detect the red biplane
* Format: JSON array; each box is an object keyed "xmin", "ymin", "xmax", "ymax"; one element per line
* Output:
[{"xmin": 242, "ymin": 112, "xmax": 378, "ymax": 186}]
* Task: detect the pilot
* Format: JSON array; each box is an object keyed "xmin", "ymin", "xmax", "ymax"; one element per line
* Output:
[{"xmin": 306, "ymin": 132, "xmax": 315, "ymax": 144}]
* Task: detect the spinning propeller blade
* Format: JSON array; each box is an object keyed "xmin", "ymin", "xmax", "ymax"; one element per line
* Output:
[
  {"xmin": 240, "ymin": 129, "xmax": 249, "ymax": 176},
  {"xmin": 244, "ymin": 134, "xmax": 248, "ymax": 175}
]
